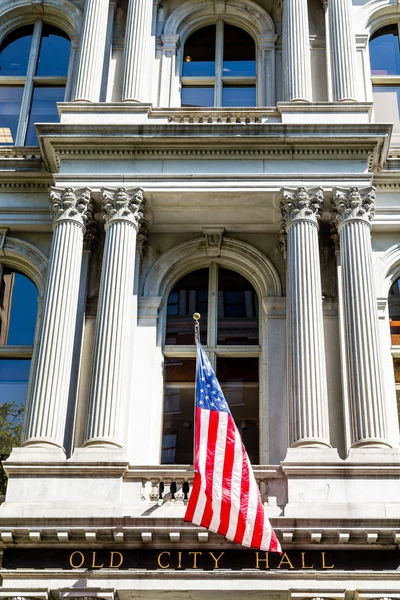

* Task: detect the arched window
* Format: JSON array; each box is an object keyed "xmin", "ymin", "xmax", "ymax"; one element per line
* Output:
[
  {"xmin": 370, "ymin": 24, "xmax": 400, "ymax": 135},
  {"xmin": 162, "ymin": 264, "xmax": 260, "ymax": 464},
  {"xmin": 388, "ymin": 277, "xmax": 400, "ymax": 424},
  {"xmin": 181, "ymin": 22, "xmax": 256, "ymax": 107},
  {"xmin": 0, "ymin": 22, "xmax": 71, "ymax": 146}
]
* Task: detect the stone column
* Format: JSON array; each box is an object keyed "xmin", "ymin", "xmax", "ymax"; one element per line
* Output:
[
  {"xmin": 23, "ymin": 188, "xmax": 93, "ymax": 450},
  {"xmin": 328, "ymin": 0, "xmax": 357, "ymax": 101},
  {"xmin": 332, "ymin": 187, "xmax": 390, "ymax": 448},
  {"xmin": 122, "ymin": 0, "xmax": 154, "ymax": 102},
  {"xmin": 281, "ymin": 187, "xmax": 331, "ymax": 447},
  {"xmin": 84, "ymin": 188, "xmax": 144, "ymax": 448},
  {"xmin": 74, "ymin": 0, "xmax": 110, "ymax": 102},
  {"xmin": 282, "ymin": 0, "xmax": 312, "ymax": 102}
]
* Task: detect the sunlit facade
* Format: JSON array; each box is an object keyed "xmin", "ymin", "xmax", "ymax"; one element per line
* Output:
[{"xmin": 0, "ymin": 0, "xmax": 400, "ymax": 599}]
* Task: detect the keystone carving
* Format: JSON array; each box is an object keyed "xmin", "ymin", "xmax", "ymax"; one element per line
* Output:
[
  {"xmin": 102, "ymin": 187, "xmax": 145, "ymax": 230},
  {"xmin": 332, "ymin": 186, "xmax": 376, "ymax": 228},
  {"xmin": 281, "ymin": 187, "xmax": 324, "ymax": 229},
  {"xmin": 49, "ymin": 187, "xmax": 93, "ymax": 229}
]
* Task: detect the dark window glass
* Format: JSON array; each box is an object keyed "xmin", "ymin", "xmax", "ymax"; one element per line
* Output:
[
  {"xmin": 162, "ymin": 358, "xmax": 196, "ymax": 464},
  {"xmin": 182, "ymin": 25, "xmax": 216, "ymax": 76},
  {"xmin": 223, "ymin": 24, "xmax": 256, "ymax": 77},
  {"xmin": 166, "ymin": 269, "xmax": 208, "ymax": 345},
  {"xmin": 0, "ymin": 359, "xmax": 31, "ymax": 407},
  {"xmin": 36, "ymin": 25, "xmax": 70, "ymax": 76},
  {"xmin": 0, "ymin": 269, "xmax": 38, "ymax": 345},
  {"xmin": 0, "ymin": 26, "xmax": 34, "ymax": 76},
  {"xmin": 181, "ymin": 86, "xmax": 214, "ymax": 107},
  {"xmin": 222, "ymin": 84, "xmax": 256, "ymax": 107},
  {"xmin": 0, "ymin": 87, "xmax": 23, "ymax": 145},
  {"xmin": 217, "ymin": 268, "xmax": 258, "ymax": 345},
  {"xmin": 25, "ymin": 86, "xmax": 65, "ymax": 146},
  {"xmin": 370, "ymin": 25, "xmax": 400, "ymax": 76},
  {"xmin": 389, "ymin": 277, "xmax": 400, "ymax": 344},
  {"xmin": 393, "ymin": 357, "xmax": 400, "ymax": 426},
  {"xmin": 217, "ymin": 357, "xmax": 259, "ymax": 463}
]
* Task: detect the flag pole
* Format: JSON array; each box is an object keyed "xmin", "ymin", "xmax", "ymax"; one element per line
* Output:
[{"xmin": 192, "ymin": 313, "xmax": 200, "ymax": 473}]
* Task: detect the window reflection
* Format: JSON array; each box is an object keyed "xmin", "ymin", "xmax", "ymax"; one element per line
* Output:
[
  {"xmin": 0, "ymin": 26, "xmax": 33, "ymax": 76},
  {"xmin": 223, "ymin": 24, "xmax": 256, "ymax": 77},
  {"xmin": 166, "ymin": 269, "xmax": 208, "ymax": 345},
  {"xmin": 162, "ymin": 358, "xmax": 196, "ymax": 464},
  {"xmin": 0, "ymin": 268, "xmax": 38, "ymax": 345},
  {"xmin": 25, "ymin": 86, "xmax": 65, "ymax": 146},
  {"xmin": 0, "ymin": 87, "xmax": 24, "ymax": 145},
  {"xmin": 36, "ymin": 26, "xmax": 71, "ymax": 77},
  {"xmin": 370, "ymin": 25, "xmax": 400, "ymax": 76},
  {"xmin": 0, "ymin": 359, "xmax": 31, "ymax": 407},
  {"xmin": 181, "ymin": 86, "xmax": 215, "ymax": 107},
  {"xmin": 222, "ymin": 85, "xmax": 256, "ymax": 107},
  {"xmin": 182, "ymin": 25, "xmax": 216, "ymax": 77},
  {"xmin": 218, "ymin": 268, "xmax": 258, "ymax": 345}
]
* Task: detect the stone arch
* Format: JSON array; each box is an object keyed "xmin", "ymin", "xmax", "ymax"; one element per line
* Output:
[
  {"xmin": 143, "ymin": 236, "xmax": 282, "ymax": 301},
  {"xmin": 164, "ymin": 0, "xmax": 275, "ymax": 46},
  {"xmin": 0, "ymin": 237, "xmax": 48, "ymax": 296},
  {"xmin": 0, "ymin": 0, "xmax": 83, "ymax": 43},
  {"xmin": 362, "ymin": 0, "xmax": 400, "ymax": 36}
]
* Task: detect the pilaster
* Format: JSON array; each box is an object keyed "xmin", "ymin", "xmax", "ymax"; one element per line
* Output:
[
  {"xmin": 281, "ymin": 187, "xmax": 331, "ymax": 448},
  {"xmin": 282, "ymin": 0, "xmax": 312, "ymax": 102},
  {"xmin": 74, "ymin": 0, "xmax": 110, "ymax": 102},
  {"xmin": 22, "ymin": 187, "xmax": 93, "ymax": 452},
  {"xmin": 84, "ymin": 188, "xmax": 145, "ymax": 450},
  {"xmin": 328, "ymin": 0, "xmax": 358, "ymax": 101},
  {"xmin": 332, "ymin": 187, "xmax": 390, "ymax": 449},
  {"xmin": 122, "ymin": 0, "xmax": 154, "ymax": 102}
]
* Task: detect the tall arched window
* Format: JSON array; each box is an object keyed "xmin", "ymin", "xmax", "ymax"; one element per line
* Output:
[
  {"xmin": 388, "ymin": 277, "xmax": 400, "ymax": 424},
  {"xmin": 162, "ymin": 264, "xmax": 260, "ymax": 464},
  {"xmin": 181, "ymin": 22, "xmax": 256, "ymax": 107},
  {"xmin": 370, "ymin": 24, "xmax": 400, "ymax": 135},
  {"xmin": 0, "ymin": 22, "xmax": 71, "ymax": 146}
]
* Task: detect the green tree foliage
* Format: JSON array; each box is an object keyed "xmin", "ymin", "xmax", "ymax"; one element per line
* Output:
[{"xmin": 0, "ymin": 402, "xmax": 24, "ymax": 495}]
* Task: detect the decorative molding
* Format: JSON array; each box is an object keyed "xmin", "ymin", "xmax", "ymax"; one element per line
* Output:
[
  {"xmin": 49, "ymin": 187, "xmax": 93, "ymax": 229},
  {"xmin": 0, "ymin": 227, "xmax": 8, "ymax": 251},
  {"xmin": 332, "ymin": 186, "xmax": 376, "ymax": 229},
  {"xmin": 203, "ymin": 227, "xmax": 224, "ymax": 256},
  {"xmin": 101, "ymin": 187, "xmax": 145, "ymax": 231},
  {"xmin": 0, "ymin": 236, "xmax": 48, "ymax": 295},
  {"xmin": 281, "ymin": 187, "xmax": 324, "ymax": 228}
]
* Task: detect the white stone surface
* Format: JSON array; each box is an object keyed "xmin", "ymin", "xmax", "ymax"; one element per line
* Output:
[
  {"xmin": 282, "ymin": 0, "xmax": 312, "ymax": 101},
  {"xmin": 328, "ymin": 0, "xmax": 358, "ymax": 101},
  {"xmin": 122, "ymin": 0, "xmax": 154, "ymax": 102}
]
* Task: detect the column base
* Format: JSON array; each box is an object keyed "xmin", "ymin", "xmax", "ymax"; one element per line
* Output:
[
  {"xmin": 346, "ymin": 446, "xmax": 400, "ymax": 463},
  {"xmin": 6, "ymin": 445, "xmax": 66, "ymax": 463},
  {"xmin": 72, "ymin": 445, "xmax": 127, "ymax": 463},
  {"xmin": 283, "ymin": 446, "xmax": 342, "ymax": 464}
]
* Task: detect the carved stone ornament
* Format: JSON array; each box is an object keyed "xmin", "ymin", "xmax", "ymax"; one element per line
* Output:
[
  {"xmin": 203, "ymin": 227, "xmax": 225, "ymax": 256},
  {"xmin": 83, "ymin": 220, "xmax": 99, "ymax": 252},
  {"xmin": 281, "ymin": 186, "xmax": 324, "ymax": 229},
  {"xmin": 332, "ymin": 186, "xmax": 376, "ymax": 229},
  {"xmin": 102, "ymin": 187, "xmax": 144, "ymax": 230},
  {"xmin": 136, "ymin": 223, "xmax": 149, "ymax": 255},
  {"xmin": 49, "ymin": 187, "xmax": 93, "ymax": 229}
]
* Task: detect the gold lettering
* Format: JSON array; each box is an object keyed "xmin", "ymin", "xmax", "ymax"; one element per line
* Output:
[
  {"xmin": 157, "ymin": 551, "xmax": 171, "ymax": 569},
  {"xmin": 91, "ymin": 551, "xmax": 104, "ymax": 569},
  {"xmin": 209, "ymin": 552, "xmax": 225, "ymax": 569},
  {"xmin": 277, "ymin": 552, "xmax": 295, "ymax": 569},
  {"xmin": 69, "ymin": 551, "xmax": 85, "ymax": 569},
  {"xmin": 255, "ymin": 552, "xmax": 269, "ymax": 569},
  {"xmin": 321, "ymin": 552, "xmax": 334, "ymax": 569},
  {"xmin": 189, "ymin": 551, "xmax": 202, "ymax": 569},
  {"xmin": 301, "ymin": 552, "xmax": 314, "ymax": 569},
  {"xmin": 109, "ymin": 551, "xmax": 124, "ymax": 568},
  {"xmin": 177, "ymin": 551, "xmax": 183, "ymax": 569}
]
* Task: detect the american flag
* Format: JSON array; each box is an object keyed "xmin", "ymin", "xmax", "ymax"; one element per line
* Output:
[{"xmin": 184, "ymin": 342, "xmax": 281, "ymax": 552}]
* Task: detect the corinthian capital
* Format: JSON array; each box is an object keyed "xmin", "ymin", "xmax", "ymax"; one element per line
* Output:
[
  {"xmin": 102, "ymin": 187, "xmax": 144, "ymax": 230},
  {"xmin": 281, "ymin": 186, "xmax": 324, "ymax": 229},
  {"xmin": 49, "ymin": 187, "xmax": 93, "ymax": 229},
  {"xmin": 332, "ymin": 186, "xmax": 376, "ymax": 229}
]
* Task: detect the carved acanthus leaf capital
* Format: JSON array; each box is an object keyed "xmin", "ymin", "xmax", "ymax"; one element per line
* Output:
[
  {"xmin": 102, "ymin": 187, "xmax": 145, "ymax": 231},
  {"xmin": 332, "ymin": 186, "xmax": 376, "ymax": 229},
  {"xmin": 49, "ymin": 187, "xmax": 93, "ymax": 229},
  {"xmin": 281, "ymin": 186, "xmax": 324, "ymax": 229}
]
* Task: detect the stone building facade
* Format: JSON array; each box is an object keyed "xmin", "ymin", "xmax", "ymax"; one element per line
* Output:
[{"xmin": 0, "ymin": 0, "xmax": 400, "ymax": 598}]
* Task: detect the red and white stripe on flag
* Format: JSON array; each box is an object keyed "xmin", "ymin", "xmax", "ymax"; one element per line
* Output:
[{"xmin": 184, "ymin": 405, "xmax": 281, "ymax": 552}]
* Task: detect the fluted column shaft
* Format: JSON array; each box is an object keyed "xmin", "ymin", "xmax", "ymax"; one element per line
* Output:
[
  {"xmin": 328, "ymin": 0, "xmax": 357, "ymax": 101},
  {"xmin": 74, "ymin": 0, "xmax": 109, "ymax": 102},
  {"xmin": 333, "ymin": 188, "xmax": 390, "ymax": 447},
  {"xmin": 282, "ymin": 0, "xmax": 312, "ymax": 102},
  {"xmin": 122, "ymin": 0, "xmax": 153, "ymax": 101},
  {"xmin": 85, "ymin": 188, "xmax": 144, "ymax": 448},
  {"xmin": 23, "ymin": 188, "xmax": 93, "ymax": 449},
  {"xmin": 281, "ymin": 187, "xmax": 330, "ymax": 447}
]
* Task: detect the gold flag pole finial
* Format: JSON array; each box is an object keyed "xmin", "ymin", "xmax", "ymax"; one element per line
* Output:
[{"xmin": 193, "ymin": 313, "xmax": 200, "ymax": 344}]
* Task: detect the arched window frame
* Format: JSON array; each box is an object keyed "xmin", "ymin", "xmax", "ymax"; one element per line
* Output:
[
  {"xmin": 141, "ymin": 236, "xmax": 282, "ymax": 465},
  {"xmin": 0, "ymin": 0, "xmax": 82, "ymax": 146},
  {"xmin": 159, "ymin": 0, "xmax": 277, "ymax": 108}
]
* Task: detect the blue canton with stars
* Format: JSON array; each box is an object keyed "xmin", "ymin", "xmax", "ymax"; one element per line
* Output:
[{"xmin": 196, "ymin": 342, "xmax": 230, "ymax": 413}]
